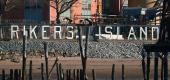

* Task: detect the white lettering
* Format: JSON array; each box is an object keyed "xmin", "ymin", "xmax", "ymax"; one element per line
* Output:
[
  {"xmin": 105, "ymin": 26, "xmax": 112, "ymax": 39},
  {"xmin": 140, "ymin": 27, "xmax": 147, "ymax": 40},
  {"xmin": 8, "ymin": 25, "xmax": 160, "ymax": 40},
  {"xmin": 128, "ymin": 27, "xmax": 137, "ymax": 40},
  {"xmin": 11, "ymin": 25, "xmax": 19, "ymax": 39},
  {"xmin": 116, "ymin": 26, "xmax": 120, "ymax": 39},
  {"xmin": 42, "ymin": 25, "xmax": 50, "ymax": 39},
  {"xmin": 152, "ymin": 27, "xmax": 159, "ymax": 40},
  {"xmin": 66, "ymin": 26, "xmax": 74, "ymax": 39},
  {"xmin": 54, "ymin": 26, "xmax": 62, "ymax": 39},
  {"xmin": 30, "ymin": 25, "xmax": 37, "ymax": 39}
]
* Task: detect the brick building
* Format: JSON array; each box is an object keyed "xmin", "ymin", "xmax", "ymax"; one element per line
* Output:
[
  {"xmin": 1, "ymin": 0, "xmax": 124, "ymax": 24},
  {"xmin": 50, "ymin": 0, "xmax": 102, "ymax": 24},
  {"xmin": 1, "ymin": 0, "xmax": 49, "ymax": 23}
]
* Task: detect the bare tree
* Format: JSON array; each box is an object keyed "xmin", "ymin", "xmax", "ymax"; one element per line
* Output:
[
  {"xmin": 49, "ymin": 0, "xmax": 78, "ymax": 23},
  {"xmin": 0, "ymin": 0, "xmax": 17, "ymax": 20},
  {"xmin": 0, "ymin": 0, "xmax": 16, "ymax": 39},
  {"xmin": 77, "ymin": 19, "xmax": 92, "ymax": 80}
]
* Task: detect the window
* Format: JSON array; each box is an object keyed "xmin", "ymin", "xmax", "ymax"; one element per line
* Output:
[
  {"xmin": 25, "ymin": 0, "xmax": 43, "ymax": 8},
  {"xmin": 24, "ymin": 0, "xmax": 43, "ymax": 22},
  {"xmin": 82, "ymin": 3, "xmax": 91, "ymax": 10}
]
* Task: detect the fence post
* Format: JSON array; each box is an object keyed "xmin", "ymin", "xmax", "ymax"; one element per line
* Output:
[
  {"xmin": 111, "ymin": 64, "xmax": 115, "ymax": 80},
  {"xmin": 59, "ymin": 63, "xmax": 63, "ymax": 80},
  {"xmin": 142, "ymin": 51, "xmax": 146, "ymax": 80},
  {"xmin": 29, "ymin": 60, "xmax": 33, "ymax": 80},
  {"xmin": 14, "ymin": 69, "xmax": 18, "ymax": 80},
  {"xmin": 146, "ymin": 52, "xmax": 151, "ymax": 80},
  {"xmin": 154, "ymin": 52, "xmax": 159, "ymax": 80},
  {"xmin": 76, "ymin": 69, "xmax": 80, "ymax": 80},
  {"xmin": 10, "ymin": 69, "xmax": 14, "ymax": 80},
  {"xmin": 2, "ymin": 69, "xmax": 5, "ymax": 80},
  {"xmin": 18, "ymin": 69, "xmax": 21, "ymax": 80},
  {"xmin": 122, "ymin": 64, "xmax": 125, "ymax": 80},
  {"xmin": 163, "ymin": 52, "xmax": 168, "ymax": 80},
  {"xmin": 80, "ymin": 69, "xmax": 84, "ymax": 80},
  {"xmin": 44, "ymin": 42, "xmax": 49, "ymax": 80},
  {"xmin": 68, "ymin": 69, "xmax": 71, "ymax": 80},
  {"xmin": 66, "ymin": 69, "xmax": 69, "ymax": 80},
  {"xmin": 92, "ymin": 69, "xmax": 96, "ymax": 80},
  {"xmin": 73, "ymin": 69, "xmax": 76, "ymax": 80},
  {"xmin": 63, "ymin": 69, "xmax": 65, "ymax": 80},
  {"xmin": 161, "ymin": 56, "xmax": 164, "ymax": 80},
  {"xmin": 78, "ymin": 25, "xmax": 89, "ymax": 80},
  {"xmin": 22, "ymin": 35, "xmax": 27, "ymax": 80},
  {"xmin": 41, "ymin": 63, "xmax": 44, "ymax": 80},
  {"xmin": 56, "ymin": 63, "xmax": 59, "ymax": 80}
]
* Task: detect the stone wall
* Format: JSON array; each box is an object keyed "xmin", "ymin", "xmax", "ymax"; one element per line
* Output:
[{"xmin": 0, "ymin": 40, "xmax": 144, "ymax": 59}]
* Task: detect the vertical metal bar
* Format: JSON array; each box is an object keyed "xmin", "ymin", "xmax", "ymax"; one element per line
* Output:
[
  {"xmin": 146, "ymin": 52, "xmax": 151, "ymax": 80},
  {"xmin": 161, "ymin": 55, "xmax": 164, "ymax": 80},
  {"xmin": 22, "ymin": 35, "xmax": 27, "ymax": 80},
  {"xmin": 2, "ymin": 69, "xmax": 5, "ymax": 80},
  {"xmin": 29, "ymin": 60, "xmax": 33, "ymax": 80},
  {"xmin": 122, "ymin": 64, "xmax": 125, "ymax": 80},
  {"xmin": 163, "ymin": 52, "xmax": 168, "ymax": 80},
  {"xmin": 59, "ymin": 63, "xmax": 63, "ymax": 80},
  {"xmin": 142, "ymin": 51, "xmax": 146, "ymax": 80},
  {"xmin": 68, "ymin": 69, "xmax": 71, "ymax": 80},
  {"xmin": 10, "ymin": 69, "xmax": 14, "ymax": 80},
  {"xmin": 41, "ymin": 63, "xmax": 44, "ymax": 80},
  {"xmin": 77, "ymin": 26, "xmax": 86, "ymax": 80},
  {"xmin": 18, "ymin": 69, "xmax": 21, "ymax": 80},
  {"xmin": 66, "ymin": 69, "xmax": 69, "ymax": 80},
  {"xmin": 80, "ymin": 69, "xmax": 84, "ymax": 80},
  {"xmin": 76, "ymin": 69, "xmax": 80, "ymax": 80},
  {"xmin": 92, "ymin": 69, "xmax": 96, "ymax": 80},
  {"xmin": 56, "ymin": 63, "xmax": 59, "ymax": 80},
  {"xmin": 111, "ymin": 64, "xmax": 115, "ymax": 80},
  {"xmin": 14, "ymin": 69, "xmax": 18, "ymax": 80},
  {"xmin": 84, "ymin": 26, "xmax": 89, "ymax": 59},
  {"xmin": 62, "ymin": 69, "xmax": 65, "ymax": 80},
  {"xmin": 44, "ymin": 42, "xmax": 49, "ymax": 80},
  {"xmin": 154, "ymin": 52, "xmax": 159, "ymax": 80},
  {"xmin": 83, "ymin": 26, "xmax": 89, "ymax": 80},
  {"xmin": 73, "ymin": 69, "xmax": 76, "ymax": 80}
]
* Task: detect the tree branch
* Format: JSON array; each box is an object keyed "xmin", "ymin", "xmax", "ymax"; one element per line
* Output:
[{"xmin": 59, "ymin": 0, "xmax": 77, "ymax": 14}]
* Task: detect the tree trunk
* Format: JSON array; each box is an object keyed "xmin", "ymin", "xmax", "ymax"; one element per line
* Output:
[{"xmin": 56, "ymin": 13, "xmax": 60, "ymax": 24}]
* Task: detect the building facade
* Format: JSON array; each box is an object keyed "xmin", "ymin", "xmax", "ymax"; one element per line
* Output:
[
  {"xmin": 1, "ymin": 0, "xmax": 125, "ymax": 24},
  {"xmin": 50, "ymin": 0, "xmax": 101, "ymax": 24},
  {"xmin": 1, "ymin": 0, "xmax": 49, "ymax": 23}
]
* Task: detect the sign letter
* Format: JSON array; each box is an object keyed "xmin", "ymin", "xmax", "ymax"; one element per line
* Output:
[
  {"xmin": 30, "ymin": 25, "xmax": 37, "ymax": 39},
  {"xmin": 105, "ymin": 26, "xmax": 112, "ymax": 39},
  {"xmin": 128, "ymin": 27, "xmax": 137, "ymax": 40},
  {"xmin": 140, "ymin": 27, "xmax": 147, "ymax": 40},
  {"xmin": 54, "ymin": 26, "xmax": 62, "ymax": 39},
  {"xmin": 42, "ymin": 25, "xmax": 50, "ymax": 39},
  {"xmin": 11, "ymin": 25, "xmax": 19, "ymax": 39},
  {"xmin": 66, "ymin": 26, "xmax": 73, "ymax": 39},
  {"xmin": 152, "ymin": 27, "xmax": 159, "ymax": 40}
]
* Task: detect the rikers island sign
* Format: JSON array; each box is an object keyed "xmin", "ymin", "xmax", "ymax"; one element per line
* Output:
[{"xmin": 10, "ymin": 25, "xmax": 159, "ymax": 40}]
